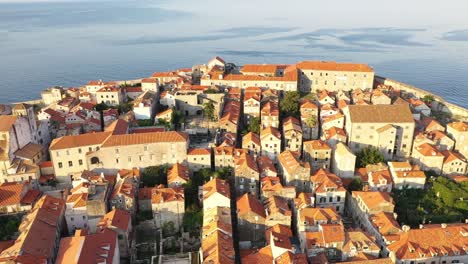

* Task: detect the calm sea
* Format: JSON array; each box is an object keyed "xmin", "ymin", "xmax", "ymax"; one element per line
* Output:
[{"xmin": 0, "ymin": 0, "xmax": 467, "ymax": 108}]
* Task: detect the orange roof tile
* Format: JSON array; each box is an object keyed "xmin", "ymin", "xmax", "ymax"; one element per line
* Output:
[
  {"xmin": 167, "ymin": 162, "xmax": 189, "ymax": 184},
  {"xmin": 388, "ymin": 224, "xmax": 468, "ymax": 260},
  {"xmin": 353, "ymin": 191, "xmax": 394, "ymax": 211},
  {"xmin": 303, "ymin": 140, "xmax": 331, "ymax": 150},
  {"xmin": 237, "ymin": 193, "xmax": 266, "ymax": 218},
  {"xmin": 260, "ymin": 126, "xmax": 281, "ymax": 140},
  {"xmin": 243, "ymin": 132, "xmax": 261, "ymax": 147},
  {"xmin": 300, "ymin": 207, "xmax": 341, "ymax": 224},
  {"xmin": 0, "ymin": 116, "xmax": 17, "ymax": 132},
  {"xmin": 101, "ymin": 131, "xmax": 188, "ymax": 147},
  {"xmin": 310, "ymin": 169, "xmax": 345, "ymax": 193},
  {"xmin": 414, "ymin": 143, "xmax": 443, "ymax": 157},
  {"xmin": 0, "ymin": 183, "xmax": 28, "ymax": 207},
  {"xmin": 188, "ymin": 148, "xmax": 211, "ymax": 156},
  {"xmin": 447, "ymin": 121, "xmax": 468, "ymax": 132},
  {"xmin": 296, "ymin": 61, "xmax": 373, "ymax": 72},
  {"xmin": 442, "ymin": 150, "xmax": 467, "ymax": 164},
  {"xmin": 203, "ymin": 178, "xmax": 230, "ymax": 200},
  {"xmin": 97, "ymin": 208, "xmax": 131, "ymax": 231}
]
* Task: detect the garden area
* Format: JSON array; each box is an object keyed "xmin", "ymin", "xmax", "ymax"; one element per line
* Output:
[
  {"xmin": 0, "ymin": 215, "xmax": 21, "ymax": 240},
  {"xmin": 393, "ymin": 176, "xmax": 468, "ymax": 227},
  {"xmin": 182, "ymin": 168, "xmax": 231, "ymax": 236}
]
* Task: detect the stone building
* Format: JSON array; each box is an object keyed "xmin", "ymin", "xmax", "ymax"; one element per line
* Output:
[{"xmin": 345, "ymin": 104, "xmax": 415, "ymax": 159}]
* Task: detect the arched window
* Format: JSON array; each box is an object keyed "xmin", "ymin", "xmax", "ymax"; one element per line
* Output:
[{"xmin": 90, "ymin": 157, "xmax": 100, "ymax": 164}]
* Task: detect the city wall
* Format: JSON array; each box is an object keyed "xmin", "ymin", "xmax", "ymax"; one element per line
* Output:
[{"xmin": 375, "ymin": 76, "xmax": 468, "ymax": 121}]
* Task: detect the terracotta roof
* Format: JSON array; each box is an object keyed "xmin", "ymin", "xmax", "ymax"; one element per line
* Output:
[
  {"xmin": 414, "ymin": 143, "xmax": 443, "ymax": 157},
  {"xmin": 265, "ymin": 195, "xmax": 291, "ymax": 217},
  {"xmin": 278, "ymin": 150, "xmax": 309, "ymax": 176},
  {"xmin": 0, "ymin": 116, "xmax": 17, "ymax": 132},
  {"xmin": 0, "ymin": 183, "xmax": 27, "ymax": 207},
  {"xmin": 369, "ymin": 169, "xmax": 393, "ymax": 186},
  {"xmin": 283, "ymin": 116, "xmax": 302, "ymax": 133},
  {"xmin": 243, "ymin": 132, "xmax": 261, "ymax": 148},
  {"xmin": 303, "ymin": 140, "xmax": 331, "ymax": 150},
  {"xmin": 151, "ymin": 71, "xmax": 179, "ymax": 78},
  {"xmin": 343, "ymin": 258, "xmax": 393, "ymax": 264},
  {"xmin": 49, "ymin": 131, "xmax": 112, "ymax": 150},
  {"xmin": 447, "ymin": 121, "xmax": 468, "ymax": 132},
  {"xmin": 0, "ymin": 195, "xmax": 65, "ymax": 262},
  {"xmin": 104, "ymin": 119, "xmax": 128, "ymax": 135},
  {"xmin": 296, "ymin": 61, "xmax": 373, "ymax": 72},
  {"xmin": 241, "ymin": 64, "xmax": 279, "ymax": 74},
  {"xmin": 201, "ymin": 230, "xmax": 235, "ymax": 264},
  {"xmin": 370, "ymin": 212, "xmax": 401, "ymax": 235},
  {"xmin": 97, "ymin": 86, "xmax": 120, "ymax": 93},
  {"xmin": 300, "ymin": 207, "xmax": 341, "ymax": 224},
  {"xmin": 101, "ymin": 131, "xmax": 188, "ymax": 147},
  {"xmin": 294, "ymin": 192, "xmax": 314, "ymax": 209},
  {"xmin": 188, "ymin": 148, "xmax": 211, "ymax": 156},
  {"xmin": 348, "ymin": 104, "xmax": 414, "ymax": 123},
  {"xmin": 141, "ymin": 78, "xmax": 158, "ymax": 83},
  {"xmin": 310, "ymin": 169, "xmax": 345, "ymax": 193},
  {"xmin": 151, "ymin": 186, "xmax": 184, "ymax": 204},
  {"xmin": 56, "ymin": 228, "xmax": 118, "ymax": 264},
  {"xmin": 260, "ymin": 126, "xmax": 281, "ymax": 140},
  {"xmin": 257, "ymin": 156, "xmax": 277, "ymax": 175},
  {"xmin": 235, "ymin": 152, "xmax": 259, "ymax": 174},
  {"xmin": 323, "ymin": 126, "xmax": 346, "ymax": 139},
  {"xmin": 300, "ymin": 99, "xmax": 318, "ymax": 109},
  {"xmin": 167, "ymin": 162, "xmax": 189, "ymax": 184},
  {"xmin": 442, "ymin": 150, "xmax": 466, "ymax": 164},
  {"xmin": 237, "ymin": 193, "xmax": 266, "ymax": 218},
  {"xmin": 353, "ymin": 191, "xmax": 394, "ymax": 211},
  {"xmin": 242, "ymin": 246, "xmax": 273, "ymax": 264},
  {"xmin": 97, "ymin": 208, "xmax": 131, "ymax": 231},
  {"xmin": 14, "ymin": 143, "xmax": 43, "ymax": 160},
  {"xmin": 343, "ymin": 230, "xmax": 380, "ymax": 253},
  {"xmin": 387, "ymin": 224, "xmax": 468, "ymax": 260},
  {"xmin": 261, "ymin": 101, "xmax": 279, "ymax": 117},
  {"xmin": 203, "ymin": 178, "xmax": 230, "ymax": 200}
]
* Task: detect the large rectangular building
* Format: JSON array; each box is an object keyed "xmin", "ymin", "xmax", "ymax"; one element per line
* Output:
[
  {"xmin": 50, "ymin": 131, "xmax": 189, "ymax": 183},
  {"xmin": 345, "ymin": 104, "xmax": 415, "ymax": 159},
  {"xmin": 296, "ymin": 61, "xmax": 374, "ymax": 93}
]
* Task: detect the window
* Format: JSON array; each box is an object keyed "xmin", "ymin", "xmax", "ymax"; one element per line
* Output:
[
  {"xmin": 78, "ymin": 148, "xmax": 82, "ymax": 154},
  {"xmin": 116, "ymin": 158, "xmax": 119, "ymax": 164},
  {"xmin": 71, "ymin": 217, "xmax": 74, "ymax": 221},
  {"xmin": 144, "ymin": 146, "xmax": 148, "ymax": 151},
  {"xmin": 68, "ymin": 161, "xmax": 73, "ymax": 167},
  {"xmin": 82, "ymin": 215, "xmax": 86, "ymax": 220},
  {"xmin": 91, "ymin": 157, "xmax": 100, "ymax": 164},
  {"xmin": 78, "ymin": 159, "xmax": 83, "ymax": 166},
  {"xmin": 115, "ymin": 148, "xmax": 119, "ymax": 154},
  {"xmin": 337, "ymin": 196, "xmax": 341, "ymax": 202},
  {"xmin": 58, "ymin": 162, "xmax": 63, "ymax": 168},
  {"xmin": 329, "ymin": 197, "xmax": 333, "ymax": 202}
]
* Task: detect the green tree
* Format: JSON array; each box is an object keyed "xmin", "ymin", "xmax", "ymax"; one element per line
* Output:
[
  {"xmin": 141, "ymin": 165, "xmax": 167, "ymax": 187},
  {"xmin": 203, "ymin": 101, "xmax": 216, "ymax": 121},
  {"xmin": 95, "ymin": 102, "xmax": 109, "ymax": 112},
  {"xmin": 137, "ymin": 119, "xmax": 154, "ymax": 127},
  {"xmin": 347, "ymin": 178, "xmax": 364, "ymax": 191},
  {"xmin": 422, "ymin": 94, "xmax": 435, "ymax": 104},
  {"xmin": 171, "ymin": 108, "xmax": 185, "ymax": 129},
  {"xmin": 356, "ymin": 146, "xmax": 384, "ymax": 167},
  {"xmin": 247, "ymin": 116, "xmax": 261, "ymax": 134},
  {"xmin": 280, "ymin": 91, "xmax": 300, "ymax": 118},
  {"xmin": 304, "ymin": 115, "xmax": 318, "ymax": 127}
]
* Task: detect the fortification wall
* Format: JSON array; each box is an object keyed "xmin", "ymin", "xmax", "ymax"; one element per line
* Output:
[{"xmin": 375, "ymin": 76, "xmax": 468, "ymax": 120}]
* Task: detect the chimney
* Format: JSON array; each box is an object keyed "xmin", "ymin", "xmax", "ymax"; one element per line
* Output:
[
  {"xmin": 402, "ymin": 225, "xmax": 410, "ymax": 232},
  {"xmin": 419, "ymin": 224, "xmax": 424, "ymax": 229},
  {"xmin": 441, "ymin": 223, "xmax": 447, "ymax": 229}
]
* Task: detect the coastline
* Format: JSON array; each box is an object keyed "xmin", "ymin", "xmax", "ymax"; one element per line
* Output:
[{"xmin": 12, "ymin": 75, "xmax": 468, "ymax": 121}]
